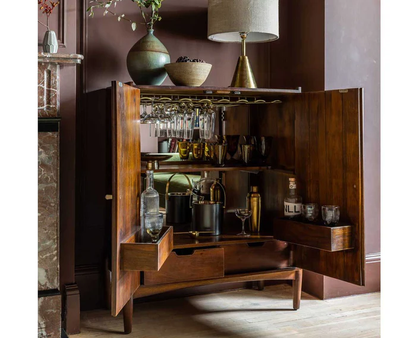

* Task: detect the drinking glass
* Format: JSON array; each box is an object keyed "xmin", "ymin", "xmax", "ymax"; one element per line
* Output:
[
  {"xmin": 240, "ymin": 144, "xmax": 252, "ymax": 164},
  {"xmin": 183, "ymin": 107, "xmax": 196, "ymax": 139},
  {"xmin": 257, "ymin": 136, "xmax": 273, "ymax": 163},
  {"xmin": 144, "ymin": 212, "xmax": 164, "ymax": 243},
  {"xmin": 178, "ymin": 141, "xmax": 190, "ymax": 160},
  {"xmin": 322, "ymin": 205, "xmax": 340, "ymax": 225},
  {"xmin": 301, "ymin": 203, "xmax": 319, "ymax": 222},
  {"xmin": 235, "ymin": 208, "xmax": 252, "ymax": 237},
  {"xmin": 200, "ymin": 104, "xmax": 216, "ymax": 140},
  {"xmin": 191, "ymin": 142, "xmax": 204, "ymax": 160},
  {"xmin": 225, "ymin": 135, "xmax": 240, "ymax": 161}
]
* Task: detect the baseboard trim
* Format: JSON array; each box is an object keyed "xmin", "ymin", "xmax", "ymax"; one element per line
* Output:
[
  {"xmin": 64, "ymin": 283, "xmax": 80, "ymax": 335},
  {"xmin": 302, "ymin": 252, "xmax": 381, "ymax": 300}
]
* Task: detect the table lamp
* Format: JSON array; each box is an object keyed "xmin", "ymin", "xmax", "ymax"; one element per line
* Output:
[{"xmin": 207, "ymin": 0, "xmax": 279, "ymax": 88}]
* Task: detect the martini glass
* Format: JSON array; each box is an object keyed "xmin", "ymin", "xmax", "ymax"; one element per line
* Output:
[{"xmin": 235, "ymin": 208, "xmax": 252, "ymax": 237}]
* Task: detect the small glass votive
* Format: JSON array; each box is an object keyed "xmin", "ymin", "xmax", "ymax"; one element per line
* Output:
[
  {"xmin": 322, "ymin": 205, "xmax": 340, "ymax": 225},
  {"xmin": 144, "ymin": 212, "xmax": 164, "ymax": 243},
  {"xmin": 301, "ymin": 203, "xmax": 319, "ymax": 222}
]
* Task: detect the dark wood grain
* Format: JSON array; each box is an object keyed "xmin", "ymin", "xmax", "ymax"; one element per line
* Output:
[
  {"xmin": 223, "ymin": 241, "xmax": 290, "ymax": 274},
  {"xmin": 144, "ymin": 248, "xmax": 224, "ymax": 286},
  {"xmin": 274, "ymin": 219, "xmax": 353, "ymax": 252},
  {"xmin": 293, "ymin": 269, "xmax": 303, "ymax": 310},
  {"xmin": 287, "ymin": 89, "xmax": 364, "ymax": 286},
  {"xmin": 123, "ymin": 297, "xmax": 133, "ymax": 334},
  {"xmin": 121, "ymin": 226, "xmax": 173, "ymax": 272},
  {"xmin": 111, "ymin": 82, "xmax": 141, "ymax": 317},
  {"xmin": 173, "ymin": 233, "xmax": 274, "ymax": 249},
  {"xmin": 134, "ymin": 269, "xmax": 300, "ymax": 298}
]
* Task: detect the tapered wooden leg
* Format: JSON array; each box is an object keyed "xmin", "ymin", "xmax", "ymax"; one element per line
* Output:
[
  {"xmin": 123, "ymin": 297, "xmax": 133, "ymax": 334},
  {"xmin": 293, "ymin": 269, "xmax": 303, "ymax": 310},
  {"xmin": 254, "ymin": 281, "xmax": 265, "ymax": 290}
]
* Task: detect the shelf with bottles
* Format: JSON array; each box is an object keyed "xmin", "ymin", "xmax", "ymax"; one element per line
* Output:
[{"xmin": 140, "ymin": 163, "xmax": 272, "ymax": 174}]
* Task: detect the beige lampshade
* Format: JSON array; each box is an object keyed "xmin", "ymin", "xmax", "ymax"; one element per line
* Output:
[{"xmin": 208, "ymin": 0, "xmax": 279, "ymax": 43}]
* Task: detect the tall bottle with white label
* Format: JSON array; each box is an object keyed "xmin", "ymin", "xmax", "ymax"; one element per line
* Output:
[
  {"xmin": 140, "ymin": 170, "xmax": 160, "ymax": 221},
  {"xmin": 284, "ymin": 178, "xmax": 302, "ymax": 218}
]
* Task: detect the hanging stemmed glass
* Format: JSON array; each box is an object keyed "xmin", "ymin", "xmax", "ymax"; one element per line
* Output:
[
  {"xmin": 140, "ymin": 102, "xmax": 159, "ymax": 136},
  {"xmin": 200, "ymin": 103, "xmax": 216, "ymax": 141},
  {"xmin": 155, "ymin": 103, "xmax": 169, "ymax": 138},
  {"xmin": 183, "ymin": 102, "xmax": 196, "ymax": 140},
  {"xmin": 235, "ymin": 208, "xmax": 252, "ymax": 237}
]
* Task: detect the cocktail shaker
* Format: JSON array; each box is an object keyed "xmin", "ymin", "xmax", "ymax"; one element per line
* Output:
[{"xmin": 246, "ymin": 186, "xmax": 261, "ymax": 234}]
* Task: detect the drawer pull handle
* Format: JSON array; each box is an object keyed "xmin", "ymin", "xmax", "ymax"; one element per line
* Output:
[{"xmin": 247, "ymin": 242, "xmax": 266, "ymax": 248}]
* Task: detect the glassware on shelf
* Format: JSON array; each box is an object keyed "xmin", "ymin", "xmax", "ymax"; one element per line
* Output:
[
  {"xmin": 191, "ymin": 142, "xmax": 204, "ymax": 160},
  {"xmin": 200, "ymin": 103, "xmax": 216, "ymax": 140},
  {"xmin": 257, "ymin": 136, "xmax": 273, "ymax": 163},
  {"xmin": 178, "ymin": 141, "xmax": 191, "ymax": 160},
  {"xmin": 322, "ymin": 205, "xmax": 340, "ymax": 225},
  {"xmin": 240, "ymin": 144, "xmax": 252, "ymax": 164},
  {"xmin": 225, "ymin": 135, "xmax": 240, "ymax": 161},
  {"xmin": 301, "ymin": 203, "xmax": 319, "ymax": 222},
  {"xmin": 183, "ymin": 103, "xmax": 196, "ymax": 139},
  {"xmin": 212, "ymin": 144, "xmax": 227, "ymax": 166},
  {"xmin": 235, "ymin": 208, "xmax": 252, "ymax": 237},
  {"xmin": 144, "ymin": 212, "xmax": 164, "ymax": 243}
]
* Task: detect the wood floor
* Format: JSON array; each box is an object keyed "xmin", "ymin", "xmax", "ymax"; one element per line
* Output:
[{"xmin": 75, "ymin": 284, "xmax": 380, "ymax": 338}]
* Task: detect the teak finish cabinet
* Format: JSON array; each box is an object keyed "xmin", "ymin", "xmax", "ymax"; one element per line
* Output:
[{"xmin": 104, "ymin": 82, "xmax": 364, "ymax": 334}]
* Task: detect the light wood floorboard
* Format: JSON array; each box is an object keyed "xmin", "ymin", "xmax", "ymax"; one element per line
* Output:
[{"xmin": 74, "ymin": 284, "xmax": 380, "ymax": 338}]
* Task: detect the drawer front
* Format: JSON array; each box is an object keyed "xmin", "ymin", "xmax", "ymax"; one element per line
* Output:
[
  {"xmin": 144, "ymin": 248, "xmax": 224, "ymax": 285},
  {"xmin": 223, "ymin": 241, "xmax": 290, "ymax": 274}
]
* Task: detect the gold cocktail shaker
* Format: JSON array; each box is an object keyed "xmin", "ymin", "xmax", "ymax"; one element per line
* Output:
[{"xmin": 246, "ymin": 186, "xmax": 261, "ymax": 233}]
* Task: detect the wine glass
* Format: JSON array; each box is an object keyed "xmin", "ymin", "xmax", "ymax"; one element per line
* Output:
[
  {"xmin": 235, "ymin": 208, "xmax": 252, "ymax": 237},
  {"xmin": 144, "ymin": 212, "xmax": 164, "ymax": 243}
]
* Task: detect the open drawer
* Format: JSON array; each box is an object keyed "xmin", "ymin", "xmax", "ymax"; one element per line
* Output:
[
  {"xmin": 143, "ymin": 247, "xmax": 224, "ymax": 285},
  {"xmin": 273, "ymin": 219, "xmax": 353, "ymax": 252},
  {"xmin": 121, "ymin": 226, "xmax": 173, "ymax": 271}
]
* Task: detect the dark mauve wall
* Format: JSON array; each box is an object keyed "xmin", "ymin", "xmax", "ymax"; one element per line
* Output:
[{"xmin": 323, "ymin": 0, "xmax": 380, "ymax": 298}]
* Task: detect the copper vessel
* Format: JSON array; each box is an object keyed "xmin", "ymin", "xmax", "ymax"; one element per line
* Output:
[{"xmin": 246, "ymin": 186, "xmax": 261, "ymax": 233}]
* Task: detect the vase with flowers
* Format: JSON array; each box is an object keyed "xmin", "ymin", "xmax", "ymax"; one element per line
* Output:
[
  {"xmin": 88, "ymin": 0, "xmax": 170, "ymax": 85},
  {"xmin": 38, "ymin": 0, "xmax": 60, "ymax": 53}
]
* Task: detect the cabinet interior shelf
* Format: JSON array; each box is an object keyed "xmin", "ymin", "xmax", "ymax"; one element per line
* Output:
[{"xmin": 140, "ymin": 163, "xmax": 272, "ymax": 173}]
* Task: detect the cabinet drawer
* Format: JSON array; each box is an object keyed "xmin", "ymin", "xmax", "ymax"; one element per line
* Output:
[
  {"xmin": 121, "ymin": 226, "xmax": 173, "ymax": 271},
  {"xmin": 143, "ymin": 248, "xmax": 224, "ymax": 285},
  {"xmin": 274, "ymin": 219, "xmax": 353, "ymax": 252},
  {"xmin": 223, "ymin": 241, "xmax": 289, "ymax": 274}
]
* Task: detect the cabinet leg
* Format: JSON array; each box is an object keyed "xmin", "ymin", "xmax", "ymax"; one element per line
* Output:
[
  {"xmin": 293, "ymin": 269, "xmax": 303, "ymax": 310},
  {"xmin": 254, "ymin": 281, "xmax": 265, "ymax": 290},
  {"xmin": 123, "ymin": 297, "xmax": 133, "ymax": 334}
]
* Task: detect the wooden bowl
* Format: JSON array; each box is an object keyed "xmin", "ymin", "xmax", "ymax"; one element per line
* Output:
[{"xmin": 165, "ymin": 62, "xmax": 212, "ymax": 87}]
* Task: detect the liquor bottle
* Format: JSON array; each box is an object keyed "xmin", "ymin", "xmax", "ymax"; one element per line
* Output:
[
  {"xmin": 246, "ymin": 186, "xmax": 261, "ymax": 233},
  {"xmin": 284, "ymin": 178, "xmax": 302, "ymax": 218},
  {"xmin": 140, "ymin": 170, "xmax": 160, "ymax": 221}
]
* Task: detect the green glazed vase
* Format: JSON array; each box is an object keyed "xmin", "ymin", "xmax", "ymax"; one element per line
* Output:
[{"xmin": 126, "ymin": 29, "xmax": 170, "ymax": 85}]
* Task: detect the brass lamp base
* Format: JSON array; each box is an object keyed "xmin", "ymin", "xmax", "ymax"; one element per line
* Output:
[{"xmin": 230, "ymin": 56, "xmax": 257, "ymax": 88}]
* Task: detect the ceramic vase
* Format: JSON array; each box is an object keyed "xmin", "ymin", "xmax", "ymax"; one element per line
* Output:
[
  {"xmin": 126, "ymin": 29, "xmax": 170, "ymax": 85},
  {"xmin": 42, "ymin": 30, "xmax": 58, "ymax": 54}
]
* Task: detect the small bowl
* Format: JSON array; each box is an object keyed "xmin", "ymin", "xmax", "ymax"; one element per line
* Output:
[{"xmin": 165, "ymin": 62, "xmax": 212, "ymax": 86}]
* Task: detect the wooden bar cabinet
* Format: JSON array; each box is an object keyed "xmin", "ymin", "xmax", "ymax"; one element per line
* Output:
[{"xmin": 93, "ymin": 81, "xmax": 364, "ymax": 334}]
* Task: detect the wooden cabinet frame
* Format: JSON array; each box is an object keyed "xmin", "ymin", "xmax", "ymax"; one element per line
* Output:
[{"xmin": 107, "ymin": 82, "xmax": 364, "ymax": 334}]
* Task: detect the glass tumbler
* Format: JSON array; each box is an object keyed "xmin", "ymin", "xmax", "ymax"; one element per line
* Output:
[
  {"xmin": 322, "ymin": 205, "xmax": 340, "ymax": 225},
  {"xmin": 301, "ymin": 203, "xmax": 319, "ymax": 222},
  {"xmin": 144, "ymin": 212, "xmax": 164, "ymax": 243}
]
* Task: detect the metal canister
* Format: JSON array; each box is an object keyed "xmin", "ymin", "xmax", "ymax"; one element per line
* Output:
[
  {"xmin": 191, "ymin": 201, "xmax": 222, "ymax": 236},
  {"xmin": 166, "ymin": 173, "xmax": 192, "ymax": 225},
  {"xmin": 246, "ymin": 186, "xmax": 261, "ymax": 233}
]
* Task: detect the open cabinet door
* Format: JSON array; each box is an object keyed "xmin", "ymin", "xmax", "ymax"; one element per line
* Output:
[
  {"xmin": 111, "ymin": 82, "xmax": 141, "ymax": 316},
  {"xmin": 271, "ymin": 89, "xmax": 365, "ymax": 286},
  {"xmin": 294, "ymin": 89, "xmax": 364, "ymax": 285}
]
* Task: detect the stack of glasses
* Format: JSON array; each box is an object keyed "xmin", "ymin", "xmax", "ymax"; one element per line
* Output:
[{"xmin": 140, "ymin": 102, "xmax": 216, "ymax": 141}]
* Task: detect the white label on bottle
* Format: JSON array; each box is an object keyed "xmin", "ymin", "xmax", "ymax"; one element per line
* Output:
[
  {"xmin": 289, "ymin": 183, "xmax": 297, "ymax": 189},
  {"xmin": 284, "ymin": 202, "xmax": 302, "ymax": 216}
]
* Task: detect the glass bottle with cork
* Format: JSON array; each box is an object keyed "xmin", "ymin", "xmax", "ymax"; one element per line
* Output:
[{"xmin": 284, "ymin": 177, "xmax": 302, "ymax": 219}]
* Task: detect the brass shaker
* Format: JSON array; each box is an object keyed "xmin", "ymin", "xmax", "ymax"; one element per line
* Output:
[
  {"xmin": 210, "ymin": 179, "xmax": 226, "ymax": 208},
  {"xmin": 247, "ymin": 186, "xmax": 261, "ymax": 233}
]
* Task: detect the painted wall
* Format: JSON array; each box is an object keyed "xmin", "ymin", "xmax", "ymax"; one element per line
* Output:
[{"xmin": 323, "ymin": 0, "xmax": 380, "ymax": 298}]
